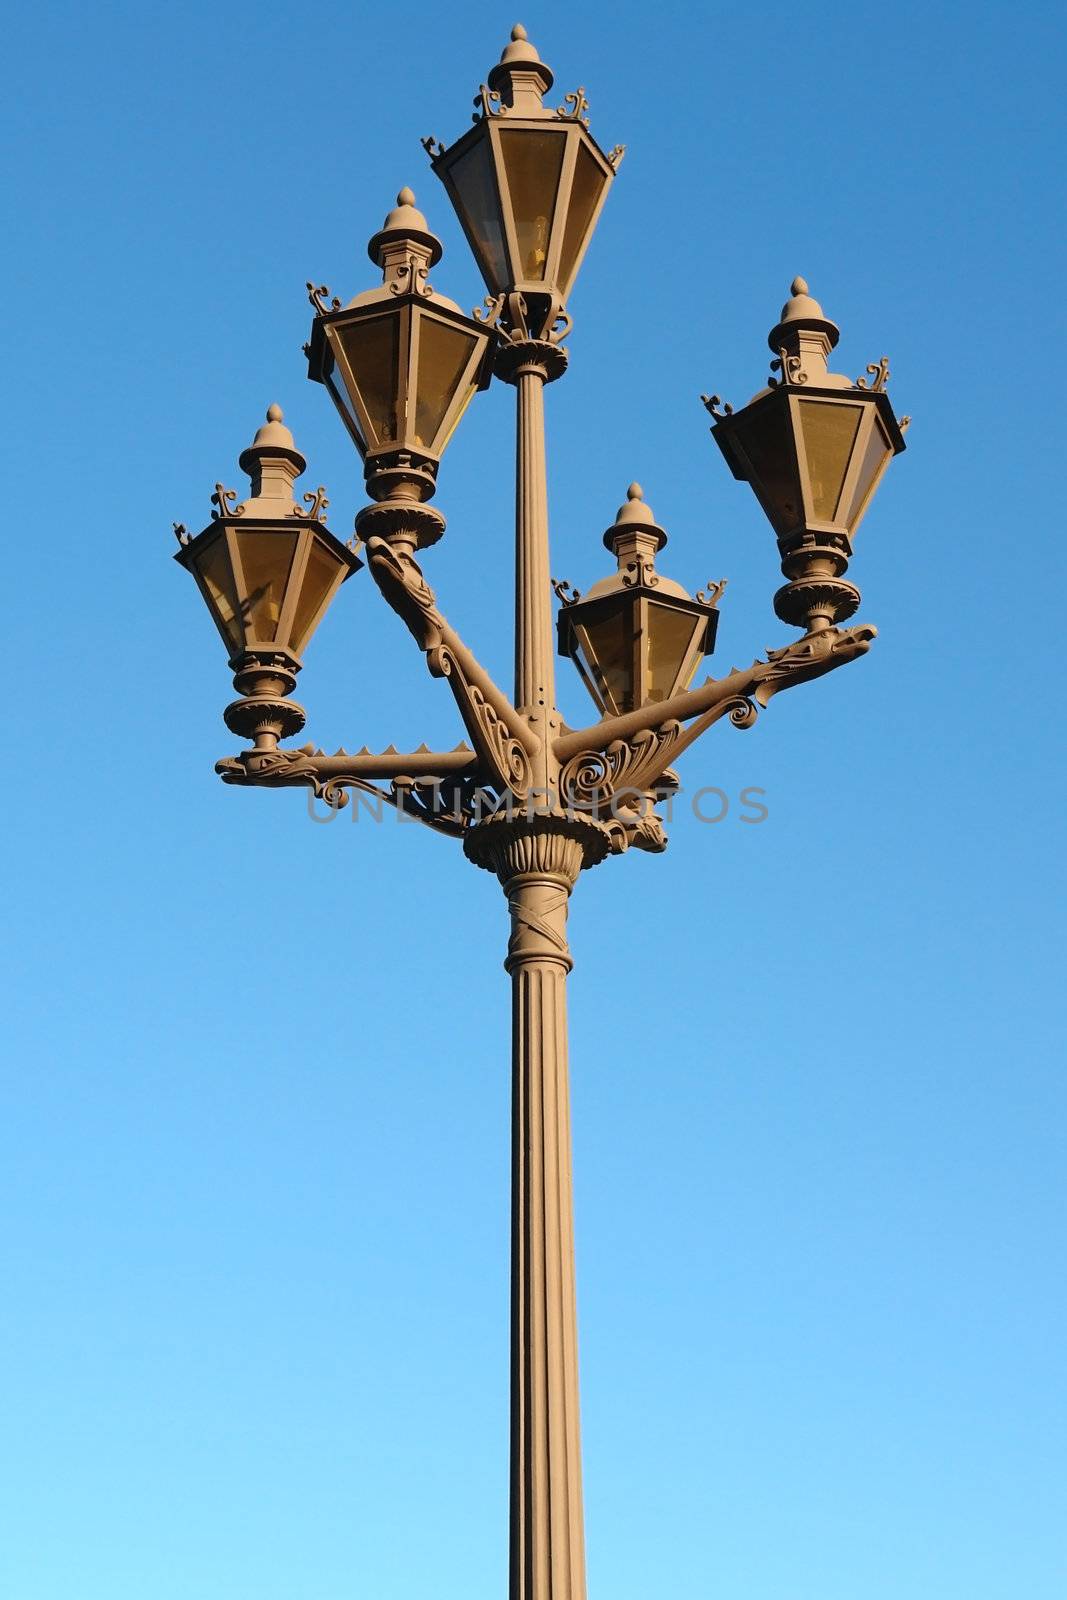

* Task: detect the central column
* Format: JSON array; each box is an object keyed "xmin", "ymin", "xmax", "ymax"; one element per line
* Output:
[
  {"xmin": 499, "ymin": 340, "xmax": 568, "ymax": 794},
  {"xmin": 465, "ymin": 819, "xmax": 593, "ymax": 1600},
  {"xmin": 507, "ymin": 831, "xmax": 585, "ymax": 1600}
]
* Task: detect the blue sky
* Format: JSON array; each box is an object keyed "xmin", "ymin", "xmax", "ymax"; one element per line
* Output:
[{"xmin": 2, "ymin": 3, "xmax": 1064, "ymax": 1598}]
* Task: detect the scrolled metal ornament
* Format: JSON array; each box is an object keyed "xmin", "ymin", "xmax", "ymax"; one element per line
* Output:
[
  {"xmin": 307, "ymin": 281, "xmax": 342, "ymax": 314},
  {"xmin": 855, "ymin": 356, "xmax": 890, "ymax": 391},
  {"xmin": 556, "ymin": 87, "xmax": 590, "ymax": 125}
]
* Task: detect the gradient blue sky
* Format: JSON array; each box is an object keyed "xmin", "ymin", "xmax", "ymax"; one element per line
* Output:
[{"xmin": 3, "ymin": 4, "xmax": 1064, "ymax": 1598}]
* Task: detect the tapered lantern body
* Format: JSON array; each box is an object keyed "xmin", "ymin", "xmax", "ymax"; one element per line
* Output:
[
  {"xmin": 307, "ymin": 190, "xmax": 494, "ymax": 499},
  {"xmin": 708, "ymin": 279, "xmax": 907, "ymax": 632},
  {"xmin": 427, "ymin": 25, "xmax": 621, "ymax": 337},
  {"xmin": 176, "ymin": 406, "xmax": 361, "ymax": 743},
  {"xmin": 557, "ymin": 485, "xmax": 719, "ymax": 716},
  {"xmin": 177, "ymin": 407, "xmax": 360, "ymax": 665}
]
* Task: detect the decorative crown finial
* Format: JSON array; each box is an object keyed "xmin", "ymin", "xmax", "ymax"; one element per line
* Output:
[
  {"xmin": 488, "ymin": 17, "xmax": 553, "ymax": 102},
  {"xmin": 266, "ymin": 402, "xmax": 284, "ymax": 423},
  {"xmin": 768, "ymin": 274, "xmax": 840, "ymax": 354},
  {"xmin": 627, "ymin": 482, "xmax": 643, "ymax": 500},
  {"xmin": 367, "ymin": 186, "xmax": 443, "ymax": 269}
]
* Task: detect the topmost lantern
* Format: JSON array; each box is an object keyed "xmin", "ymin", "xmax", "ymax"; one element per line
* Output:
[{"xmin": 425, "ymin": 24, "xmax": 623, "ymax": 338}]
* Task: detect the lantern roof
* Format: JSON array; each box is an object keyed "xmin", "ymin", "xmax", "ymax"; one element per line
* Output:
[
  {"xmin": 236, "ymin": 404, "xmax": 308, "ymax": 515},
  {"xmin": 348, "ymin": 188, "xmax": 461, "ymax": 315},
  {"xmin": 768, "ymin": 275, "xmax": 840, "ymax": 353},
  {"xmin": 487, "ymin": 23, "xmax": 555, "ymax": 107},
  {"xmin": 367, "ymin": 185, "xmax": 443, "ymax": 268},
  {"xmin": 583, "ymin": 484, "xmax": 690, "ymax": 602}
]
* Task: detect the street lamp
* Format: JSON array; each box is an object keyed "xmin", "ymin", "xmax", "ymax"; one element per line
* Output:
[
  {"xmin": 555, "ymin": 483, "xmax": 721, "ymax": 717},
  {"xmin": 175, "ymin": 24, "xmax": 908, "ymax": 1600},
  {"xmin": 424, "ymin": 23, "xmax": 622, "ymax": 342},
  {"xmin": 706, "ymin": 274, "xmax": 908, "ymax": 633}
]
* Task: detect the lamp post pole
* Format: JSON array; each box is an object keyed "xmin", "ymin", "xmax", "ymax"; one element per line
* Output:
[
  {"xmin": 494, "ymin": 336, "xmax": 587, "ymax": 1600},
  {"xmin": 176, "ymin": 24, "xmax": 907, "ymax": 1600}
]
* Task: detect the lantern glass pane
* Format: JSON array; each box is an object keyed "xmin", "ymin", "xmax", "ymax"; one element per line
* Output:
[
  {"xmin": 415, "ymin": 316, "xmax": 478, "ymax": 450},
  {"xmin": 576, "ymin": 607, "xmax": 635, "ymax": 715},
  {"xmin": 194, "ymin": 535, "xmax": 243, "ymax": 651},
  {"xmin": 558, "ymin": 141, "xmax": 608, "ymax": 297},
  {"xmin": 843, "ymin": 415, "xmax": 894, "ymax": 530},
  {"xmin": 646, "ymin": 604, "xmax": 701, "ymax": 703},
  {"xmin": 733, "ymin": 400, "xmax": 802, "ymax": 534},
  {"xmin": 236, "ymin": 530, "xmax": 299, "ymax": 642},
  {"xmin": 499, "ymin": 127, "xmax": 567, "ymax": 280},
  {"xmin": 798, "ymin": 400, "xmax": 863, "ymax": 519},
  {"xmin": 449, "ymin": 136, "xmax": 509, "ymax": 289},
  {"xmin": 333, "ymin": 315, "xmax": 401, "ymax": 448},
  {"xmin": 291, "ymin": 539, "xmax": 345, "ymax": 655}
]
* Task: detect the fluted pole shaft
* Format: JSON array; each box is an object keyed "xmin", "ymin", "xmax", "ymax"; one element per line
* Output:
[
  {"xmin": 513, "ymin": 360, "xmax": 560, "ymax": 794},
  {"xmin": 505, "ymin": 842, "xmax": 586, "ymax": 1600}
]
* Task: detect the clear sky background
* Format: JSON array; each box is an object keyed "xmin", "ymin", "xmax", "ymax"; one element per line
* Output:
[{"xmin": 2, "ymin": 3, "xmax": 1064, "ymax": 1598}]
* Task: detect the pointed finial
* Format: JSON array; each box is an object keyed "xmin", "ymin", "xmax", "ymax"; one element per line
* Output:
[
  {"xmin": 768, "ymin": 274, "xmax": 839, "ymax": 353},
  {"xmin": 238, "ymin": 402, "xmax": 306, "ymax": 503},
  {"xmin": 489, "ymin": 18, "xmax": 553, "ymax": 103},
  {"xmin": 603, "ymin": 481, "xmax": 667, "ymax": 552},
  {"xmin": 368, "ymin": 186, "xmax": 443, "ymax": 268}
]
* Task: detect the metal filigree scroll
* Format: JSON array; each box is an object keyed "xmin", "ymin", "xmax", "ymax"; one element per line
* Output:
[
  {"xmin": 474, "ymin": 293, "xmax": 506, "ymax": 328},
  {"xmin": 211, "ymin": 485, "xmax": 242, "ymax": 519},
  {"xmin": 696, "ymin": 578, "xmax": 727, "ymax": 606},
  {"xmin": 855, "ymin": 356, "xmax": 890, "ymax": 391},
  {"xmin": 606, "ymin": 145, "xmax": 626, "ymax": 171},
  {"xmin": 552, "ymin": 578, "xmax": 581, "ymax": 606},
  {"xmin": 701, "ymin": 393, "xmax": 734, "ymax": 419},
  {"xmin": 307, "ymin": 282, "xmax": 342, "ymax": 314},
  {"xmin": 768, "ymin": 350, "xmax": 806, "ymax": 387},
  {"xmin": 474, "ymin": 84, "xmax": 505, "ymax": 121},
  {"xmin": 560, "ymin": 723, "xmax": 686, "ymax": 811},
  {"xmin": 556, "ymin": 87, "xmax": 590, "ymax": 125},
  {"xmin": 291, "ymin": 487, "xmax": 330, "ymax": 522},
  {"xmin": 421, "ymin": 135, "xmax": 446, "ymax": 160},
  {"xmin": 390, "ymin": 260, "xmax": 431, "ymax": 298}
]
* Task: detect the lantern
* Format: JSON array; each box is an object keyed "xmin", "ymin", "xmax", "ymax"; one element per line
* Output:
[
  {"xmin": 306, "ymin": 190, "xmax": 494, "ymax": 501},
  {"xmin": 557, "ymin": 485, "xmax": 720, "ymax": 717},
  {"xmin": 707, "ymin": 278, "xmax": 907, "ymax": 632},
  {"xmin": 427, "ymin": 25, "xmax": 622, "ymax": 339},
  {"xmin": 175, "ymin": 405, "xmax": 361, "ymax": 740}
]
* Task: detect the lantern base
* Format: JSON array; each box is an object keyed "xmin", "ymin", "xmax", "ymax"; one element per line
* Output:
[
  {"xmin": 355, "ymin": 497, "xmax": 446, "ymax": 554},
  {"xmin": 224, "ymin": 649, "xmax": 306, "ymax": 746},
  {"xmin": 773, "ymin": 575, "xmax": 861, "ymax": 633}
]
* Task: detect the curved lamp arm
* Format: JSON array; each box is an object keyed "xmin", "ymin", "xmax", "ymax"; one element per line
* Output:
[{"xmin": 364, "ymin": 536, "xmax": 539, "ymax": 798}]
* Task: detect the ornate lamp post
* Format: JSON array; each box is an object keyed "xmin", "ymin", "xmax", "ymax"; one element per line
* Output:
[{"xmin": 175, "ymin": 24, "xmax": 907, "ymax": 1600}]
